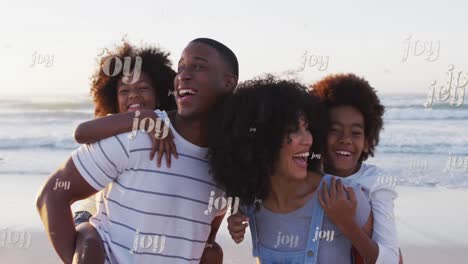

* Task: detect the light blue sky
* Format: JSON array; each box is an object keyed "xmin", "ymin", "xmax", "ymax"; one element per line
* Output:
[{"xmin": 0, "ymin": 0, "xmax": 467, "ymax": 95}]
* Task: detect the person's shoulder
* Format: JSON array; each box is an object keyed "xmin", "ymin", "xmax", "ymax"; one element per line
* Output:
[
  {"xmin": 91, "ymin": 131, "xmax": 149, "ymax": 158},
  {"xmin": 325, "ymin": 174, "xmax": 364, "ymax": 194},
  {"xmin": 338, "ymin": 178, "xmax": 370, "ymax": 207},
  {"xmin": 360, "ymin": 164, "xmax": 398, "ymax": 194},
  {"xmin": 347, "ymin": 164, "xmax": 385, "ymax": 190},
  {"xmin": 359, "ymin": 163, "xmax": 382, "ymax": 177},
  {"xmin": 340, "ymin": 177, "xmax": 365, "ymax": 194}
]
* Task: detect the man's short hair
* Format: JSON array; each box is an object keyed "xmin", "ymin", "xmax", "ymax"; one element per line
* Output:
[{"xmin": 190, "ymin": 38, "xmax": 239, "ymax": 78}]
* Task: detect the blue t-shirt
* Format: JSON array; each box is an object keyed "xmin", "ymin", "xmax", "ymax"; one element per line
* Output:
[{"xmin": 250, "ymin": 179, "xmax": 370, "ymax": 263}]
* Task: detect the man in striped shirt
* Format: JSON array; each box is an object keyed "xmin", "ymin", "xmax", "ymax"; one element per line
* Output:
[{"xmin": 36, "ymin": 38, "xmax": 238, "ymax": 263}]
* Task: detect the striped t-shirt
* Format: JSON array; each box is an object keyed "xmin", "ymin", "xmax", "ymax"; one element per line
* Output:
[{"xmin": 71, "ymin": 110, "xmax": 225, "ymax": 264}]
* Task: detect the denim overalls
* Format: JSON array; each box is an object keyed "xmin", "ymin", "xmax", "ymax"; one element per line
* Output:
[{"xmin": 245, "ymin": 175, "xmax": 337, "ymax": 264}]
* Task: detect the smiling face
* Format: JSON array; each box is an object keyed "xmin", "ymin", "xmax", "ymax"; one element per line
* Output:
[
  {"xmin": 325, "ymin": 105, "xmax": 369, "ymax": 177},
  {"xmin": 174, "ymin": 42, "xmax": 234, "ymax": 119},
  {"xmin": 273, "ymin": 116, "xmax": 313, "ymax": 181},
  {"xmin": 117, "ymin": 72, "xmax": 158, "ymax": 113}
]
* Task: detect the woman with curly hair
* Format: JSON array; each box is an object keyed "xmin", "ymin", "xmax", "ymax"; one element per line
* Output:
[{"xmin": 210, "ymin": 76, "xmax": 374, "ymax": 263}]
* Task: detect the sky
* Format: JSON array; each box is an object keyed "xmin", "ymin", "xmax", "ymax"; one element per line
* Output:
[{"xmin": 0, "ymin": 0, "xmax": 467, "ymax": 96}]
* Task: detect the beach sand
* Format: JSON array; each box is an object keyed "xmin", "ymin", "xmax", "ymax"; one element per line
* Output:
[{"xmin": 1, "ymin": 174, "xmax": 467, "ymax": 263}]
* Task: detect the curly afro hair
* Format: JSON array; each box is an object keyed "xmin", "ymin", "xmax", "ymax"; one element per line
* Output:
[
  {"xmin": 208, "ymin": 75, "xmax": 325, "ymax": 206},
  {"xmin": 90, "ymin": 41, "xmax": 176, "ymax": 117},
  {"xmin": 310, "ymin": 73, "xmax": 385, "ymax": 162}
]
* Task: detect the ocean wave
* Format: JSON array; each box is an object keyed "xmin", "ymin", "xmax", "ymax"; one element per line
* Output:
[
  {"xmin": 377, "ymin": 143, "xmax": 468, "ymax": 155},
  {"xmin": 0, "ymin": 170, "xmax": 50, "ymax": 176},
  {"xmin": 384, "ymin": 108, "xmax": 468, "ymax": 120},
  {"xmin": 0, "ymin": 111, "xmax": 93, "ymax": 120},
  {"xmin": 386, "ymin": 104, "xmax": 468, "ymax": 110},
  {"xmin": 0, "ymin": 137, "xmax": 79, "ymax": 150},
  {"xmin": 2, "ymin": 101, "xmax": 93, "ymax": 111},
  {"xmin": 381, "ymin": 94, "xmax": 468, "ymax": 110},
  {"xmin": 0, "ymin": 95, "xmax": 93, "ymax": 112}
]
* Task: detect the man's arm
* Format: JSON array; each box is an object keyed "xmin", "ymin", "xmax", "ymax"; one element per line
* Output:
[
  {"xmin": 36, "ymin": 157, "xmax": 98, "ymax": 264},
  {"xmin": 37, "ymin": 130, "xmax": 133, "ymax": 263}
]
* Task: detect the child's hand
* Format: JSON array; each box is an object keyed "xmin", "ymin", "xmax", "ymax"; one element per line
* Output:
[
  {"xmin": 318, "ymin": 177, "xmax": 358, "ymax": 231},
  {"xmin": 227, "ymin": 212, "xmax": 249, "ymax": 244},
  {"xmin": 147, "ymin": 114, "xmax": 178, "ymax": 168}
]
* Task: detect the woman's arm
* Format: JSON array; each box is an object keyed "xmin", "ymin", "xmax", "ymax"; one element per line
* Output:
[{"xmin": 74, "ymin": 110, "xmax": 155, "ymax": 144}]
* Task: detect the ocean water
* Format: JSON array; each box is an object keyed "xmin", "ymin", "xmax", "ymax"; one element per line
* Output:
[{"xmin": 0, "ymin": 93, "xmax": 467, "ymax": 188}]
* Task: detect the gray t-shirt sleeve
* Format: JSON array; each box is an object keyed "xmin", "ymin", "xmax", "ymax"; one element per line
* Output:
[{"xmin": 347, "ymin": 182, "xmax": 371, "ymax": 228}]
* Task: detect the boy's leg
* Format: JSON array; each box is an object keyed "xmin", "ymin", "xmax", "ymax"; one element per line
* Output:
[
  {"xmin": 200, "ymin": 241, "xmax": 223, "ymax": 264},
  {"xmin": 74, "ymin": 211, "xmax": 92, "ymax": 225},
  {"xmin": 72, "ymin": 222, "xmax": 105, "ymax": 264}
]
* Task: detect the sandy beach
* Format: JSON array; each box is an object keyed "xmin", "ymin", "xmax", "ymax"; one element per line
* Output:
[
  {"xmin": 2, "ymin": 231, "xmax": 468, "ymax": 263},
  {"xmin": 1, "ymin": 173, "xmax": 467, "ymax": 264}
]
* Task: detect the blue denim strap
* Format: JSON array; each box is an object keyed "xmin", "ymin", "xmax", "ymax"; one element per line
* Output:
[
  {"xmin": 245, "ymin": 205, "xmax": 260, "ymax": 257},
  {"xmin": 303, "ymin": 174, "xmax": 332, "ymax": 263}
]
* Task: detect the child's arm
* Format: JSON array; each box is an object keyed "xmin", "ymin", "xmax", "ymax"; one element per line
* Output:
[
  {"xmin": 368, "ymin": 186, "xmax": 400, "ymax": 263},
  {"xmin": 319, "ymin": 177, "xmax": 380, "ymax": 264},
  {"xmin": 352, "ymin": 212, "xmax": 374, "ymax": 264},
  {"xmin": 74, "ymin": 110, "xmax": 153, "ymax": 144},
  {"xmin": 200, "ymin": 214, "xmax": 225, "ymax": 264},
  {"xmin": 74, "ymin": 109, "xmax": 178, "ymax": 167}
]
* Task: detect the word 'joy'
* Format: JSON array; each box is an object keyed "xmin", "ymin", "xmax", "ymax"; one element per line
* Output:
[
  {"xmin": 0, "ymin": 228, "xmax": 31, "ymax": 249},
  {"xmin": 375, "ymin": 175, "xmax": 398, "ymax": 188},
  {"xmin": 298, "ymin": 51, "xmax": 329, "ymax": 72},
  {"xmin": 444, "ymin": 154, "xmax": 468, "ymax": 172},
  {"xmin": 130, "ymin": 229, "xmax": 166, "ymax": 254},
  {"xmin": 406, "ymin": 159, "xmax": 428, "ymax": 181},
  {"xmin": 424, "ymin": 65, "xmax": 467, "ymax": 108},
  {"xmin": 102, "ymin": 56, "xmax": 142, "ymax": 85},
  {"xmin": 312, "ymin": 227, "xmax": 335, "ymax": 242},
  {"xmin": 204, "ymin": 191, "xmax": 240, "ymax": 216},
  {"xmin": 30, "ymin": 51, "xmax": 54, "ymax": 68},
  {"xmin": 310, "ymin": 153, "xmax": 321, "ymax": 160},
  {"xmin": 401, "ymin": 35, "xmax": 440, "ymax": 62},
  {"xmin": 53, "ymin": 178, "xmax": 70, "ymax": 191},
  {"xmin": 274, "ymin": 232, "xmax": 299, "ymax": 248},
  {"xmin": 129, "ymin": 110, "xmax": 170, "ymax": 140},
  {"xmin": 409, "ymin": 159, "xmax": 428, "ymax": 171}
]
